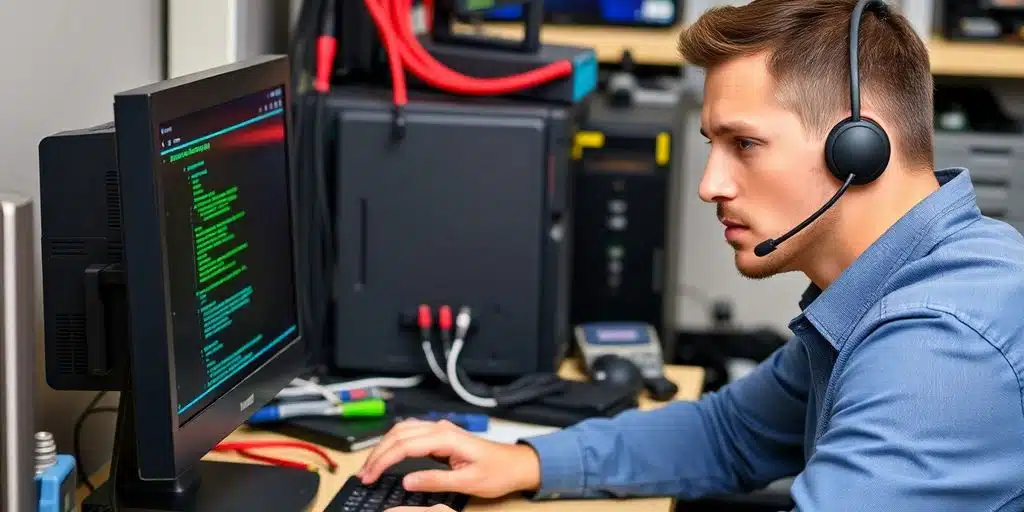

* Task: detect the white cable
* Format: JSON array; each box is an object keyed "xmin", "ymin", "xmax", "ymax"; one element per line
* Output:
[
  {"xmin": 445, "ymin": 307, "xmax": 498, "ymax": 408},
  {"xmin": 446, "ymin": 338, "xmax": 497, "ymax": 408},
  {"xmin": 276, "ymin": 375, "xmax": 423, "ymax": 399},
  {"xmin": 422, "ymin": 340, "xmax": 449, "ymax": 383},
  {"xmin": 289, "ymin": 377, "xmax": 342, "ymax": 404}
]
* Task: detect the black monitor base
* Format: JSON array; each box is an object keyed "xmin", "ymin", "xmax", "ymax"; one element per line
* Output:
[
  {"xmin": 82, "ymin": 459, "xmax": 319, "ymax": 511},
  {"xmin": 82, "ymin": 384, "xmax": 320, "ymax": 512}
]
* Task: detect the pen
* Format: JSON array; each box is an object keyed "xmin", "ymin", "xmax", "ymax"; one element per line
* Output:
[
  {"xmin": 248, "ymin": 397, "xmax": 387, "ymax": 424},
  {"xmin": 276, "ymin": 386, "xmax": 383, "ymax": 403}
]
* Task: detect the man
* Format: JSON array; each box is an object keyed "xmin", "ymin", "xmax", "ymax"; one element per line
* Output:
[{"xmin": 360, "ymin": 0, "xmax": 1024, "ymax": 510}]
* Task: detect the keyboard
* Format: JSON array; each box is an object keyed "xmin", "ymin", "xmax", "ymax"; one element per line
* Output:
[{"xmin": 326, "ymin": 474, "xmax": 470, "ymax": 511}]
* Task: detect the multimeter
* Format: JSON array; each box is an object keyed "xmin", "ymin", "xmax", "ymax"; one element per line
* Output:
[{"xmin": 574, "ymin": 322, "xmax": 679, "ymax": 401}]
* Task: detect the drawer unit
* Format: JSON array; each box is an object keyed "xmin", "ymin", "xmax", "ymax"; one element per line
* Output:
[{"xmin": 933, "ymin": 131, "xmax": 1024, "ymax": 233}]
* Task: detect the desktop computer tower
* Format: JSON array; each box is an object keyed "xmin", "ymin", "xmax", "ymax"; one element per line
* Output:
[
  {"xmin": 569, "ymin": 98, "xmax": 682, "ymax": 360},
  {"xmin": 327, "ymin": 86, "xmax": 576, "ymax": 379},
  {"xmin": 37, "ymin": 123, "xmax": 126, "ymax": 391}
]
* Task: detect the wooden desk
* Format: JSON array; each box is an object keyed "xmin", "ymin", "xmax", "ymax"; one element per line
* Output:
[
  {"xmin": 81, "ymin": 362, "xmax": 704, "ymax": 511},
  {"xmin": 456, "ymin": 22, "xmax": 1024, "ymax": 78}
]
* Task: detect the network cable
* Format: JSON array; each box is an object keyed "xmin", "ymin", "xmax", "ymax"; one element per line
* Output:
[{"xmin": 445, "ymin": 307, "xmax": 498, "ymax": 408}]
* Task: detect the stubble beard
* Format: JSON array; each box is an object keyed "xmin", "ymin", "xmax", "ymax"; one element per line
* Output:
[{"xmin": 733, "ymin": 209, "xmax": 836, "ymax": 280}]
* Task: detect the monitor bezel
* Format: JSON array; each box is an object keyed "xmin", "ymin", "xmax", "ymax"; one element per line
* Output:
[{"xmin": 113, "ymin": 54, "xmax": 307, "ymax": 480}]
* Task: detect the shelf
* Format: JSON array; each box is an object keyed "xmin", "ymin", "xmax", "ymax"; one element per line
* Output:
[
  {"xmin": 455, "ymin": 23, "xmax": 1024, "ymax": 78},
  {"xmin": 452, "ymin": 23, "xmax": 684, "ymax": 66},
  {"xmin": 927, "ymin": 38, "xmax": 1024, "ymax": 79}
]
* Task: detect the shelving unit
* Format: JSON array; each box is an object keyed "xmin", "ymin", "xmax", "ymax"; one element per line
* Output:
[{"xmin": 456, "ymin": 22, "xmax": 1024, "ymax": 78}]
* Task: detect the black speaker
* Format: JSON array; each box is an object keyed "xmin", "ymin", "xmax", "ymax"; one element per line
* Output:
[{"xmin": 569, "ymin": 97, "xmax": 682, "ymax": 359}]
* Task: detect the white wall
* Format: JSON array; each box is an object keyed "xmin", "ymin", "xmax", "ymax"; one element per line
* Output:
[
  {"xmin": 0, "ymin": 0, "xmax": 163, "ymax": 477},
  {"xmin": 168, "ymin": 0, "xmax": 288, "ymax": 78}
]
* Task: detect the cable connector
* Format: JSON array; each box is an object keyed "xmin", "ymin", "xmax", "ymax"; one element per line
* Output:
[
  {"xmin": 418, "ymin": 304, "xmax": 448, "ymax": 383},
  {"xmin": 438, "ymin": 305, "xmax": 453, "ymax": 356},
  {"xmin": 454, "ymin": 306, "xmax": 471, "ymax": 341},
  {"xmin": 439, "ymin": 305, "xmax": 453, "ymax": 333},
  {"xmin": 313, "ymin": 2, "xmax": 337, "ymax": 93},
  {"xmin": 314, "ymin": 35, "xmax": 336, "ymax": 93},
  {"xmin": 391, "ymin": 105, "xmax": 406, "ymax": 141},
  {"xmin": 417, "ymin": 304, "xmax": 432, "ymax": 337}
]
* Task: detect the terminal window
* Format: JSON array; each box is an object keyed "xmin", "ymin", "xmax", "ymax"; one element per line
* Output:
[{"xmin": 156, "ymin": 85, "xmax": 299, "ymax": 424}]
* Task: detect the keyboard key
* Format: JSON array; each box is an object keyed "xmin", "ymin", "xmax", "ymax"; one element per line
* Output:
[{"xmin": 325, "ymin": 475, "xmax": 468, "ymax": 511}]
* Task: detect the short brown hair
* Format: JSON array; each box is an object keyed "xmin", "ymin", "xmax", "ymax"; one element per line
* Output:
[{"xmin": 678, "ymin": 0, "xmax": 933, "ymax": 170}]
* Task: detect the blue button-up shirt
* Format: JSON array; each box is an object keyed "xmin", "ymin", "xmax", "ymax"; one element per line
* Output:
[{"xmin": 523, "ymin": 168, "xmax": 1024, "ymax": 511}]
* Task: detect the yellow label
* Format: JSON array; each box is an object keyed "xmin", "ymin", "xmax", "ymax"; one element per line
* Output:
[
  {"xmin": 572, "ymin": 131, "xmax": 605, "ymax": 159},
  {"xmin": 656, "ymin": 132, "xmax": 670, "ymax": 165}
]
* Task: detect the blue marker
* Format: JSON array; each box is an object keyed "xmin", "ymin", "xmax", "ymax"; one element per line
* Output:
[
  {"xmin": 248, "ymin": 398, "xmax": 387, "ymax": 424},
  {"xmin": 418, "ymin": 412, "xmax": 489, "ymax": 432}
]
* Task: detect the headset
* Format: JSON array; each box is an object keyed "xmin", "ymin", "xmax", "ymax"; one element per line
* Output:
[{"xmin": 754, "ymin": 0, "xmax": 892, "ymax": 257}]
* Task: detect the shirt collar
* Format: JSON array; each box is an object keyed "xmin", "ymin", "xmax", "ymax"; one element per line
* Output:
[{"xmin": 791, "ymin": 167, "xmax": 980, "ymax": 349}]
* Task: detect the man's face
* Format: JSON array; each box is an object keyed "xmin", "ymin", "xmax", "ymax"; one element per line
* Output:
[{"xmin": 698, "ymin": 53, "xmax": 837, "ymax": 279}]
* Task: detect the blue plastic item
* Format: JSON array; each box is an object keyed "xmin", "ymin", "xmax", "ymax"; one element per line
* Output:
[{"xmin": 36, "ymin": 454, "xmax": 76, "ymax": 512}]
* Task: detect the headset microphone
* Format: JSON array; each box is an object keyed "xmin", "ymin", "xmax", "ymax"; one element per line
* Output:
[
  {"xmin": 754, "ymin": 173, "xmax": 856, "ymax": 257},
  {"xmin": 754, "ymin": 0, "xmax": 891, "ymax": 257}
]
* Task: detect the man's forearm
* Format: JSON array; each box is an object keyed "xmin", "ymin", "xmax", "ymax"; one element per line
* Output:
[
  {"xmin": 519, "ymin": 344, "xmax": 809, "ymax": 500},
  {"xmin": 520, "ymin": 395, "xmax": 744, "ymax": 500}
]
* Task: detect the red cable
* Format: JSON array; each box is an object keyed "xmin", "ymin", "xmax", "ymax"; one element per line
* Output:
[
  {"xmin": 365, "ymin": 0, "xmax": 409, "ymax": 108},
  {"xmin": 389, "ymin": 0, "xmax": 572, "ymax": 94},
  {"xmin": 363, "ymin": 0, "xmax": 572, "ymax": 97},
  {"xmin": 214, "ymin": 440, "xmax": 337, "ymax": 471}
]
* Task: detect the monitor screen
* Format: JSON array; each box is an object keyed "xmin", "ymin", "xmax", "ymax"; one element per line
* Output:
[
  {"xmin": 481, "ymin": 0, "xmax": 677, "ymax": 26},
  {"xmin": 155, "ymin": 85, "xmax": 299, "ymax": 425}
]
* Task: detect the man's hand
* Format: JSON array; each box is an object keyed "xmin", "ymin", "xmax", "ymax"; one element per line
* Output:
[{"xmin": 357, "ymin": 418, "xmax": 542, "ymax": 498}]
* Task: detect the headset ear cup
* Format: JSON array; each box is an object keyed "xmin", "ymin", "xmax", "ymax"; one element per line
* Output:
[{"xmin": 825, "ymin": 117, "xmax": 891, "ymax": 185}]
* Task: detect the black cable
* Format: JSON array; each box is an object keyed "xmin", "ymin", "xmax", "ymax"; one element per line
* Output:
[
  {"xmin": 288, "ymin": 0, "xmax": 336, "ymax": 371},
  {"xmin": 73, "ymin": 392, "xmax": 114, "ymax": 492}
]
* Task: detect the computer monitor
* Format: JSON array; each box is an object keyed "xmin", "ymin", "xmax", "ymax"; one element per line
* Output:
[
  {"xmin": 38, "ymin": 55, "xmax": 318, "ymax": 511},
  {"xmin": 0, "ymin": 195, "xmax": 37, "ymax": 512}
]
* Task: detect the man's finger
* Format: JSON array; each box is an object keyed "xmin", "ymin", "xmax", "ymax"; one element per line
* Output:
[
  {"xmin": 402, "ymin": 468, "xmax": 472, "ymax": 494},
  {"xmin": 359, "ymin": 421, "xmax": 439, "ymax": 479},
  {"xmin": 360, "ymin": 431, "xmax": 458, "ymax": 484}
]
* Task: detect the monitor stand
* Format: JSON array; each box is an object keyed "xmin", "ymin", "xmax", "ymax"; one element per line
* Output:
[{"xmin": 82, "ymin": 388, "xmax": 319, "ymax": 512}]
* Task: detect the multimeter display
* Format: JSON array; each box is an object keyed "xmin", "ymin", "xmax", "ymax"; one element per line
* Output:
[
  {"xmin": 579, "ymin": 323, "xmax": 653, "ymax": 345},
  {"xmin": 590, "ymin": 326, "xmax": 649, "ymax": 345}
]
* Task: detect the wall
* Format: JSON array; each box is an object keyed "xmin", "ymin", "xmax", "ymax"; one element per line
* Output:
[
  {"xmin": 168, "ymin": 0, "xmax": 288, "ymax": 78},
  {"xmin": 0, "ymin": 0, "xmax": 163, "ymax": 477}
]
